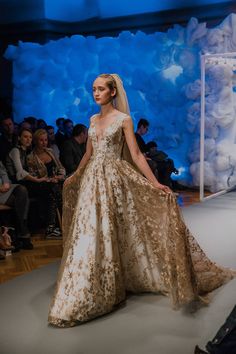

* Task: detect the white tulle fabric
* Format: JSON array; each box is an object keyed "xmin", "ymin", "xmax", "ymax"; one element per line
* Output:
[{"xmin": 111, "ymin": 74, "xmax": 130, "ymax": 115}]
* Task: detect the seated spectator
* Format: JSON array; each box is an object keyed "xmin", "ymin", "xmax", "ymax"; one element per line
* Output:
[
  {"xmin": 28, "ymin": 129, "xmax": 65, "ymax": 180},
  {"xmin": 55, "ymin": 117, "xmax": 65, "ymax": 151},
  {"xmin": 133, "ymin": 118, "xmax": 159, "ymax": 175},
  {"xmin": 46, "ymin": 125, "xmax": 60, "ymax": 160},
  {"xmin": 27, "ymin": 129, "xmax": 65, "ymax": 238},
  {"xmin": 0, "ymin": 117, "xmax": 18, "ymax": 164},
  {"xmin": 6, "ymin": 128, "xmax": 63, "ymax": 239},
  {"xmin": 6, "ymin": 128, "xmax": 35, "ymax": 183},
  {"xmin": 146, "ymin": 141, "xmax": 178, "ymax": 189},
  {"xmin": 135, "ymin": 118, "xmax": 149, "ymax": 153},
  {"xmin": 60, "ymin": 124, "xmax": 87, "ymax": 175},
  {"xmin": 0, "ymin": 160, "xmax": 33, "ymax": 250}
]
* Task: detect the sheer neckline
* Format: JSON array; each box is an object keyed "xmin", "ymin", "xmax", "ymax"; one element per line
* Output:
[{"xmin": 94, "ymin": 114, "xmax": 123, "ymax": 143}]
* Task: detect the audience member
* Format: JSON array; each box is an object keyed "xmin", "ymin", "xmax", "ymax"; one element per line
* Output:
[
  {"xmin": 0, "ymin": 161, "xmax": 32, "ymax": 250},
  {"xmin": 146, "ymin": 141, "xmax": 178, "ymax": 189},
  {"xmin": 63, "ymin": 118, "xmax": 74, "ymax": 140},
  {"xmin": 27, "ymin": 129, "xmax": 65, "ymax": 238},
  {"xmin": 20, "ymin": 120, "xmax": 32, "ymax": 131},
  {"xmin": 55, "ymin": 118, "xmax": 73, "ymax": 152},
  {"xmin": 135, "ymin": 118, "xmax": 149, "ymax": 153},
  {"xmin": 133, "ymin": 118, "xmax": 160, "ymax": 177},
  {"xmin": 0, "ymin": 117, "xmax": 18, "ymax": 164},
  {"xmin": 55, "ymin": 117, "xmax": 65, "ymax": 150},
  {"xmin": 5, "ymin": 128, "xmax": 60, "ymax": 238},
  {"xmin": 6, "ymin": 128, "xmax": 36, "ymax": 183},
  {"xmin": 60, "ymin": 124, "xmax": 87, "ymax": 175},
  {"xmin": 28, "ymin": 129, "xmax": 65, "ymax": 180},
  {"xmin": 46, "ymin": 125, "xmax": 60, "ymax": 159}
]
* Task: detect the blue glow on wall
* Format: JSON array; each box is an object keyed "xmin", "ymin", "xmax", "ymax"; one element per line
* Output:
[{"xmin": 5, "ymin": 14, "xmax": 236, "ymax": 188}]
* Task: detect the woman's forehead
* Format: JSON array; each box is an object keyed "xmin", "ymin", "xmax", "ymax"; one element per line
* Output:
[
  {"xmin": 93, "ymin": 77, "xmax": 107, "ymax": 86},
  {"xmin": 36, "ymin": 134, "xmax": 47, "ymax": 140},
  {"xmin": 21, "ymin": 131, "xmax": 32, "ymax": 137}
]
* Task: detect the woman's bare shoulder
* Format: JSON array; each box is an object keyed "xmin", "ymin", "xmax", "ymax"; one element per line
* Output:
[
  {"xmin": 90, "ymin": 113, "xmax": 98, "ymax": 122},
  {"xmin": 89, "ymin": 114, "xmax": 98, "ymax": 127},
  {"xmin": 114, "ymin": 111, "xmax": 131, "ymax": 121}
]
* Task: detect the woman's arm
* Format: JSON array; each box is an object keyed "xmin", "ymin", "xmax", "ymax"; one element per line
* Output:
[
  {"xmin": 9, "ymin": 148, "xmax": 30, "ymax": 181},
  {"xmin": 76, "ymin": 136, "xmax": 93, "ymax": 170},
  {"xmin": 123, "ymin": 116, "xmax": 171, "ymax": 192},
  {"xmin": 46, "ymin": 148, "xmax": 66, "ymax": 180},
  {"xmin": 24, "ymin": 174, "xmax": 47, "ymax": 183},
  {"xmin": 10, "ymin": 148, "xmax": 46, "ymax": 183}
]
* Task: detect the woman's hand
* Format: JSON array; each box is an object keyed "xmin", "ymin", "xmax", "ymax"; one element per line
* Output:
[
  {"xmin": 153, "ymin": 181, "xmax": 172, "ymax": 194},
  {"xmin": 46, "ymin": 175, "xmax": 64, "ymax": 183},
  {"xmin": 54, "ymin": 175, "xmax": 65, "ymax": 182},
  {"xmin": 36, "ymin": 176, "xmax": 48, "ymax": 183},
  {"xmin": 63, "ymin": 174, "xmax": 75, "ymax": 187}
]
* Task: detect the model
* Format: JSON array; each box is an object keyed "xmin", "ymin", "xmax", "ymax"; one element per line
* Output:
[{"xmin": 48, "ymin": 73, "xmax": 234, "ymax": 327}]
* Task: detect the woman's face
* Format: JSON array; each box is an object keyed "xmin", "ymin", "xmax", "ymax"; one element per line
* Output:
[
  {"xmin": 92, "ymin": 77, "xmax": 116, "ymax": 105},
  {"xmin": 35, "ymin": 133, "xmax": 48, "ymax": 149},
  {"xmin": 19, "ymin": 130, "xmax": 32, "ymax": 148}
]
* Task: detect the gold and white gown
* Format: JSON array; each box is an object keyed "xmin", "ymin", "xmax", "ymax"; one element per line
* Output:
[{"xmin": 48, "ymin": 114, "xmax": 234, "ymax": 327}]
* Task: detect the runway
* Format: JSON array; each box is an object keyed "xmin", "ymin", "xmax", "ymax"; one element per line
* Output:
[{"xmin": 1, "ymin": 190, "xmax": 236, "ymax": 354}]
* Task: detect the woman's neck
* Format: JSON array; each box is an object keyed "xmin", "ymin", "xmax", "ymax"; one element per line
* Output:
[
  {"xmin": 35, "ymin": 147, "xmax": 44, "ymax": 154},
  {"xmin": 99, "ymin": 102, "xmax": 115, "ymax": 118}
]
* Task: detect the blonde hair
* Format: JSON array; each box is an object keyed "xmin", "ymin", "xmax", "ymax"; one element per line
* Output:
[
  {"xmin": 33, "ymin": 129, "xmax": 48, "ymax": 144},
  {"xmin": 97, "ymin": 73, "xmax": 130, "ymax": 115},
  {"xmin": 98, "ymin": 73, "xmax": 117, "ymax": 94}
]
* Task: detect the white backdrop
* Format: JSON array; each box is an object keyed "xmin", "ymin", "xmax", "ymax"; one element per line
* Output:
[{"xmin": 200, "ymin": 52, "xmax": 236, "ymax": 200}]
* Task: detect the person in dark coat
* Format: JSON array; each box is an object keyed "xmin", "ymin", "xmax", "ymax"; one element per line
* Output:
[
  {"xmin": 146, "ymin": 141, "xmax": 178, "ymax": 189},
  {"xmin": 55, "ymin": 117, "xmax": 65, "ymax": 151},
  {"xmin": 0, "ymin": 117, "xmax": 18, "ymax": 164},
  {"xmin": 135, "ymin": 118, "xmax": 149, "ymax": 153},
  {"xmin": 60, "ymin": 124, "xmax": 87, "ymax": 176},
  {"xmin": 0, "ymin": 161, "xmax": 32, "ymax": 250}
]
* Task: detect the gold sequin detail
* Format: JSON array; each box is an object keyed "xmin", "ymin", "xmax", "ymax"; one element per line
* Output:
[{"xmin": 48, "ymin": 114, "xmax": 235, "ymax": 327}]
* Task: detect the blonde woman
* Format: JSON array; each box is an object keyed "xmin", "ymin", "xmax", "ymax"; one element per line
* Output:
[
  {"xmin": 49, "ymin": 74, "xmax": 234, "ymax": 327},
  {"xmin": 27, "ymin": 129, "xmax": 65, "ymax": 238}
]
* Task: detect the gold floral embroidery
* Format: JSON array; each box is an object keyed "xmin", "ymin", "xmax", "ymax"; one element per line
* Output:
[{"xmin": 48, "ymin": 114, "xmax": 235, "ymax": 327}]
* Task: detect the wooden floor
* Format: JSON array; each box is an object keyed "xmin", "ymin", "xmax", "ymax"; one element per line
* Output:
[{"xmin": 0, "ymin": 190, "xmax": 201, "ymax": 284}]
